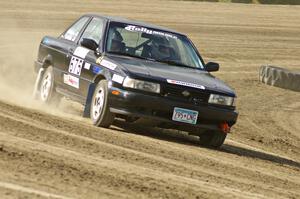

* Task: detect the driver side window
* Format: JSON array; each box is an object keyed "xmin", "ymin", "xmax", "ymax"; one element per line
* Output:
[
  {"xmin": 79, "ymin": 17, "xmax": 104, "ymax": 45},
  {"xmin": 63, "ymin": 17, "xmax": 89, "ymax": 42}
]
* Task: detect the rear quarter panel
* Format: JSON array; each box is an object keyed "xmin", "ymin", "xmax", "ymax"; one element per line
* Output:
[{"xmin": 37, "ymin": 36, "xmax": 70, "ymax": 86}]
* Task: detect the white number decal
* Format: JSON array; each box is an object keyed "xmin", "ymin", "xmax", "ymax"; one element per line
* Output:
[{"xmin": 68, "ymin": 56, "xmax": 83, "ymax": 76}]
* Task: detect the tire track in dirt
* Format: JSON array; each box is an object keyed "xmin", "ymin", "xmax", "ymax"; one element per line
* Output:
[
  {"xmin": 1, "ymin": 0, "xmax": 300, "ymax": 198},
  {"xmin": 1, "ymin": 100, "xmax": 299, "ymax": 172},
  {"xmin": 0, "ymin": 100, "xmax": 299, "ymax": 199},
  {"xmin": 1, "ymin": 133, "xmax": 269, "ymax": 199},
  {"xmin": 1, "ymin": 109, "xmax": 298, "ymax": 187},
  {"xmin": 232, "ymin": 79, "xmax": 300, "ymax": 163},
  {"xmin": 272, "ymin": 101, "xmax": 300, "ymax": 140},
  {"xmin": 0, "ymin": 181, "xmax": 72, "ymax": 199}
]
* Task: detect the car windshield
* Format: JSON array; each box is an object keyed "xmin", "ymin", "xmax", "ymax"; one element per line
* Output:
[{"xmin": 105, "ymin": 22, "xmax": 204, "ymax": 69}]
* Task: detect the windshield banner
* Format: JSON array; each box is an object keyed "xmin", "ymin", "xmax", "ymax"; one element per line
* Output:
[{"xmin": 125, "ymin": 25, "xmax": 177, "ymax": 39}]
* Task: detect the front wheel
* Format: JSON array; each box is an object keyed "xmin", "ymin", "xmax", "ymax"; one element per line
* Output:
[
  {"xmin": 90, "ymin": 80, "xmax": 115, "ymax": 128},
  {"xmin": 199, "ymin": 131, "xmax": 227, "ymax": 148}
]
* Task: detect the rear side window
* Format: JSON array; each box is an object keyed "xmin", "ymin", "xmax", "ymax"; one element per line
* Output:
[
  {"xmin": 80, "ymin": 17, "xmax": 104, "ymax": 44},
  {"xmin": 63, "ymin": 17, "xmax": 89, "ymax": 42}
]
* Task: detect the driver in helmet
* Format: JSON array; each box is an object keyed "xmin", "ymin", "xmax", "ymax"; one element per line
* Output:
[
  {"xmin": 107, "ymin": 29, "xmax": 125, "ymax": 53},
  {"xmin": 150, "ymin": 36, "xmax": 172, "ymax": 60}
]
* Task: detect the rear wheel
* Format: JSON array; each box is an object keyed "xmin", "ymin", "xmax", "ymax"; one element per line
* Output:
[
  {"xmin": 199, "ymin": 131, "xmax": 227, "ymax": 148},
  {"xmin": 39, "ymin": 66, "xmax": 61, "ymax": 106},
  {"xmin": 90, "ymin": 80, "xmax": 115, "ymax": 128}
]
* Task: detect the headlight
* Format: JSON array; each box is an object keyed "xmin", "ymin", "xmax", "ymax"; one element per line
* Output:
[
  {"xmin": 209, "ymin": 94, "xmax": 235, "ymax": 106},
  {"xmin": 123, "ymin": 77, "xmax": 160, "ymax": 93}
]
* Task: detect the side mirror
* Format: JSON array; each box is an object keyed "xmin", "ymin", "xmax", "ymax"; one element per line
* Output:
[
  {"xmin": 205, "ymin": 62, "xmax": 219, "ymax": 72},
  {"xmin": 81, "ymin": 38, "xmax": 98, "ymax": 51}
]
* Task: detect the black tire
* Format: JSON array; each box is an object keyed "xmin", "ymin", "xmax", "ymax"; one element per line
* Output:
[
  {"xmin": 90, "ymin": 80, "xmax": 115, "ymax": 128},
  {"xmin": 39, "ymin": 66, "xmax": 61, "ymax": 106},
  {"xmin": 199, "ymin": 131, "xmax": 227, "ymax": 148}
]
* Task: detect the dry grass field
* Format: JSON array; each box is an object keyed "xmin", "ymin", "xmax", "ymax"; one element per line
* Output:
[{"xmin": 0, "ymin": 0, "xmax": 299, "ymax": 198}]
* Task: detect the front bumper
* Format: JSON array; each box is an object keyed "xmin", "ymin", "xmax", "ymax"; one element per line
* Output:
[{"xmin": 108, "ymin": 86, "xmax": 238, "ymax": 133}]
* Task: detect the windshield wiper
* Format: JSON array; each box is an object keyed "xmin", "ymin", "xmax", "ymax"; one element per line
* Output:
[
  {"xmin": 156, "ymin": 60, "xmax": 198, "ymax": 70},
  {"xmin": 107, "ymin": 51, "xmax": 155, "ymax": 61}
]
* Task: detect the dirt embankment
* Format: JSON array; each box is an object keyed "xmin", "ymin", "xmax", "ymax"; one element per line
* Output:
[{"xmin": 0, "ymin": 0, "xmax": 299, "ymax": 198}]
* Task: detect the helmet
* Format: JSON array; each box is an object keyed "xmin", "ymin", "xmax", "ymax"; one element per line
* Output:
[
  {"xmin": 150, "ymin": 36, "xmax": 172, "ymax": 60},
  {"xmin": 107, "ymin": 28, "xmax": 124, "ymax": 52}
]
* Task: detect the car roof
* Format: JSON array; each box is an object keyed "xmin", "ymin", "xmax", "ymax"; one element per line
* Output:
[{"xmin": 84, "ymin": 14, "xmax": 184, "ymax": 36}]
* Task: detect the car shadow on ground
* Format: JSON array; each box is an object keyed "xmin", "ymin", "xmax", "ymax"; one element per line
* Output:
[
  {"xmin": 220, "ymin": 144, "xmax": 300, "ymax": 169},
  {"xmin": 111, "ymin": 120, "xmax": 300, "ymax": 169}
]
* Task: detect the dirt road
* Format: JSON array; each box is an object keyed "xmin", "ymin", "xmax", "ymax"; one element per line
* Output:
[{"xmin": 0, "ymin": 0, "xmax": 299, "ymax": 198}]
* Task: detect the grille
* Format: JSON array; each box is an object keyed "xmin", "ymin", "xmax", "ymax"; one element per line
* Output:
[{"xmin": 162, "ymin": 84, "xmax": 210, "ymax": 105}]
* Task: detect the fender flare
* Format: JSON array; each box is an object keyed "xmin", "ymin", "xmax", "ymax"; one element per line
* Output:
[
  {"xmin": 42, "ymin": 54, "xmax": 53, "ymax": 68},
  {"xmin": 33, "ymin": 54, "xmax": 55, "ymax": 99},
  {"xmin": 83, "ymin": 68, "xmax": 113, "ymax": 118},
  {"xmin": 92, "ymin": 68, "xmax": 112, "ymax": 83}
]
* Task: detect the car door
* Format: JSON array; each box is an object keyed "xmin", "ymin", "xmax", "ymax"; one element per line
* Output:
[
  {"xmin": 71, "ymin": 17, "xmax": 106, "ymax": 97},
  {"xmin": 59, "ymin": 16, "xmax": 90, "ymax": 98}
]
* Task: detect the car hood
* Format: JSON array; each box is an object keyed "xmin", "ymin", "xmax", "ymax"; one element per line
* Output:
[{"xmin": 106, "ymin": 55, "xmax": 236, "ymax": 96}]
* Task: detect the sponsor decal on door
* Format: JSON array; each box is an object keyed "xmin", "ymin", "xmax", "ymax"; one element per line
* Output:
[{"xmin": 63, "ymin": 74, "xmax": 79, "ymax": 89}]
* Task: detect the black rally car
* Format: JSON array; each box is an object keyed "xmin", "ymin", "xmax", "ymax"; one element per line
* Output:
[{"xmin": 33, "ymin": 14, "xmax": 238, "ymax": 147}]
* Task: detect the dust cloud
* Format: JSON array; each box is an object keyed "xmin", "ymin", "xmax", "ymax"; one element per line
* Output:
[
  {"xmin": 0, "ymin": 35, "xmax": 36, "ymax": 104},
  {"xmin": 0, "ymin": 24, "xmax": 83, "ymax": 118}
]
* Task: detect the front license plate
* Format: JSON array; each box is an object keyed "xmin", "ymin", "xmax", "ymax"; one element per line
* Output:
[{"xmin": 172, "ymin": 107, "xmax": 198, "ymax": 125}]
